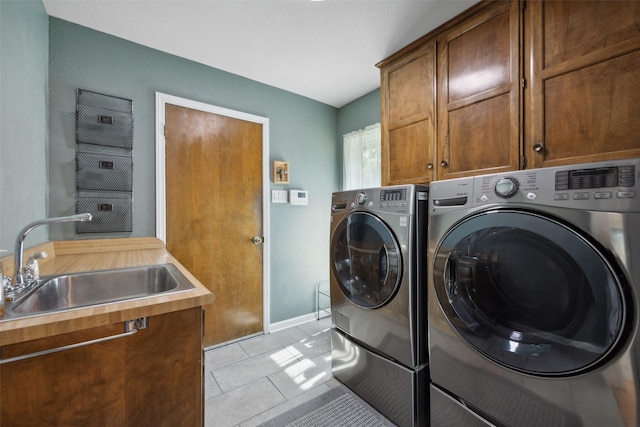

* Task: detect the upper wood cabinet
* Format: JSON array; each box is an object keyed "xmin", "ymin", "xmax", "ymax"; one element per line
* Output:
[
  {"xmin": 380, "ymin": 0, "xmax": 640, "ymax": 185},
  {"xmin": 379, "ymin": 0, "xmax": 520, "ymax": 186},
  {"xmin": 381, "ymin": 41, "xmax": 436, "ymax": 185},
  {"xmin": 437, "ymin": 0, "xmax": 521, "ymax": 180},
  {"xmin": 526, "ymin": 0, "xmax": 640, "ymax": 168}
]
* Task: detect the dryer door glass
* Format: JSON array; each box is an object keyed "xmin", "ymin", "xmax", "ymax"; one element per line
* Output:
[
  {"xmin": 332, "ymin": 212, "xmax": 402, "ymax": 308},
  {"xmin": 433, "ymin": 209, "xmax": 630, "ymax": 376}
]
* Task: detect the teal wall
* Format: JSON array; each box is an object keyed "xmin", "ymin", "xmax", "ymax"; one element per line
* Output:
[
  {"xmin": 0, "ymin": 0, "xmax": 49, "ymax": 251},
  {"xmin": 0, "ymin": 0, "xmax": 381, "ymax": 324},
  {"xmin": 48, "ymin": 18, "xmax": 341, "ymax": 323},
  {"xmin": 337, "ymin": 89, "xmax": 381, "ymax": 138}
]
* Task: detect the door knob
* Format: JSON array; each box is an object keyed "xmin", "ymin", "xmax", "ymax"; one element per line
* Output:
[
  {"xmin": 251, "ymin": 236, "xmax": 263, "ymax": 245},
  {"xmin": 533, "ymin": 143, "xmax": 544, "ymax": 153},
  {"xmin": 441, "ymin": 160, "xmax": 448, "ymax": 168}
]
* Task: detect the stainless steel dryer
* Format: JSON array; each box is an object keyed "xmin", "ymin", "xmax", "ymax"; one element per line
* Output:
[
  {"xmin": 428, "ymin": 158, "xmax": 640, "ymax": 427},
  {"xmin": 330, "ymin": 184, "xmax": 429, "ymax": 427}
]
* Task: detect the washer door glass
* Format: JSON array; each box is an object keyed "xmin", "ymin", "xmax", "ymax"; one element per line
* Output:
[
  {"xmin": 332, "ymin": 212, "xmax": 402, "ymax": 308},
  {"xmin": 433, "ymin": 209, "xmax": 629, "ymax": 376}
]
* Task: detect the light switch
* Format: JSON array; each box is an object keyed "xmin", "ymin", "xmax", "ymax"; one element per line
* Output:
[{"xmin": 272, "ymin": 190, "xmax": 288, "ymax": 203}]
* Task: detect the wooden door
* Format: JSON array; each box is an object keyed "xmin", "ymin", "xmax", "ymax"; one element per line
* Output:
[
  {"xmin": 165, "ymin": 104, "xmax": 263, "ymax": 347},
  {"xmin": 526, "ymin": 0, "xmax": 640, "ymax": 169},
  {"xmin": 437, "ymin": 0, "xmax": 521, "ymax": 180},
  {"xmin": 380, "ymin": 41, "xmax": 437, "ymax": 185}
]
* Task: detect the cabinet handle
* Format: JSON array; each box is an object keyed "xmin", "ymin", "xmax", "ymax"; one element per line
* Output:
[
  {"xmin": 427, "ymin": 163, "xmax": 433, "ymax": 170},
  {"xmin": 441, "ymin": 160, "xmax": 449, "ymax": 168},
  {"xmin": 0, "ymin": 317, "xmax": 148, "ymax": 365},
  {"xmin": 533, "ymin": 143, "xmax": 544, "ymax": 153}
]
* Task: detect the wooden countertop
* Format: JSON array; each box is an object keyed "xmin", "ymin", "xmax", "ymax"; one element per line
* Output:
[{"xmin": 0, "ymin": 237, "xmax": 215, "ymax": 346}]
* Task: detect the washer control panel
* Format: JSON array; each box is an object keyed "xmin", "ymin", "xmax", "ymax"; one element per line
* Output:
[{"xmin": 470, "ymin": 158, "xmax": 640, "ymax": 211}]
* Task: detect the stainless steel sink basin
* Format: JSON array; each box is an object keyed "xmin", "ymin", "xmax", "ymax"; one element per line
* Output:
[{"xmin": 7, "ymin": 264, "xmax": 194, "ymax": 318}]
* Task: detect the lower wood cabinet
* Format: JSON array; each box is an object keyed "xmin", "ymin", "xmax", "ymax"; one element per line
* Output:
[{"xmin": 0, "ymin": 307, "xmax": 204, "ymax": 426}]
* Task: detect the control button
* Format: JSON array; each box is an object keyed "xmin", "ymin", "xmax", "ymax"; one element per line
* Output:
[
  {"xmin": 554, "ymin": 193, "xmax": 569, "ymax": 201},
  {"xmin": 555, "ymin": 171, "xmax": 569, "ymax": 190},
  {"xmin": 573, "ymin": 192, "xmax": 590, "ymax": 200},
  {"xmin": 617, "ymin": 191, "xmax": 636, "ymax": 199},
  {"xmin": 480, "ymin": 194, "xmax": 488, "ymax": 202},
  {"xmin": 495, "ymin": 177, "xmax": 520, "ymax": 198},
  {"xmin": 526, "ymin": 192, "xmax": 537, "ymax": 200},
  {"xmin": 618, "ymin": 165, "xmax": 636, "ymax": 187},
  {"xmin": 594, "ymin": 191, "xmax": 612, "ymax": 199}
]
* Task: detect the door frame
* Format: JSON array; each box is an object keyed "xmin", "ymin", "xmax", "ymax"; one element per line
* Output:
[{"xmin": 154, "ymin": 92, "xmax": 271, "ymax": 335}]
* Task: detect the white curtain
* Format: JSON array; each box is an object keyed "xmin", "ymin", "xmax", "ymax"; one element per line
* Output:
[{"xmin": 343, "ymin": 123, "xmax": 381, "ymax": 190}]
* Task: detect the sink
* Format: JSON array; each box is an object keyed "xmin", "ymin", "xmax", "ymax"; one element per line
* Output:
[{"xmin": 7, "ymin": 264, "xmax": 194, "ymax": 318}]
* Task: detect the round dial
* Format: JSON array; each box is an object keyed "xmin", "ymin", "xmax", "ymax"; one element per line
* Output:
[
  {"xmin": 495, "ymin": 177, "xmax": 519, "ymax": 198},
  {"xmin": 356, "ymin": 192, "xmax": 367, "ymax": 205}
]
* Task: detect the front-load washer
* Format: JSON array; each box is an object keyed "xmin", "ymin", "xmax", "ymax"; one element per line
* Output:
[
  {"xmin": 330, "ymin": 184, "xmax": 429, "ymax": 427},
  {"xmin": 427, "ymin": 158, "xmax": 639, "ymax": 427}
]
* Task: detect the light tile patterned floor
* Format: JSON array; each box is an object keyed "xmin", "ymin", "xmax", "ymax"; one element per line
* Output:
[{"xmin": 204, "ymin": 316, "xmax": 341, "ymax": 427}]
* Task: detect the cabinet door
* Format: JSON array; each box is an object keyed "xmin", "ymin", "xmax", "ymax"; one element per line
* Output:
[
  {"xmin": 437, "ymin": 1, "xmax": 521, "ymax": 180},
  {"xmin": 0, "ymin": 308, "xmax": 203, "ymax": 426},
  {"xmin": 126, "ymin": 307, "xmax": 203, "ymax": 426},
  {"xmin": 381, "ymin": 41, "xmax": 436, "ymax": 185},
  {"xmin": 527, "ymin": 1, "xmax": 640, "ymax": 168},
  {"xmin": 0, "ymin": 323, "xmax": 127, "ymax": 426}
]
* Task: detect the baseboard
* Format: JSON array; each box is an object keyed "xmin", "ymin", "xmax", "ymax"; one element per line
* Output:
[
  {"xmin": 269, "ymin": 312, "xmax": 319, "ymax": 333},
  {"xmin": 204, "ymin": 312, "xmax": 329, "ymax": 351}
]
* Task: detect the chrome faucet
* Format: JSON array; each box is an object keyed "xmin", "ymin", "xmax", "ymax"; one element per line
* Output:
[{"xmin": 11, "ymin": 213, "xmax": 92, "ymax": 290}]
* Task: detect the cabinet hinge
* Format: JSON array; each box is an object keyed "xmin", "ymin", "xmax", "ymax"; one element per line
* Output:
[
  {"xmin": 521, "ymin": 0, "xmax": 526, "ymax": 10},
  {"xmin": 164, "ymin": 125, "xmax": 167, "ymax": 138},
  {"xmin": 522, "ymin": 78, "xmax": 527, "ymax": 89},
  {"xmin": 522, "ymin": 156, "xmax": 526, "ymax": 168}
]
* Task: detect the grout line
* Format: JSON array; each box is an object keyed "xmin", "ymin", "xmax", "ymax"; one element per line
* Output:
[{"xmin": 266, "ymin": 375, "xmax": 288, "ymax": 401}]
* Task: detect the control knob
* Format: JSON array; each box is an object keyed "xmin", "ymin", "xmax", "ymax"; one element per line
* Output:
[
  {"xmin": 356, "ymin": 192, "xmax": 367, "ymax": 205},
  {"xmin": 495, "ymin": 177, "xmax": 519, "ymax": 198}
]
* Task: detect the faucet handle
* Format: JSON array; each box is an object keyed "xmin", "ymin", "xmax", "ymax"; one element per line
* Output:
[
  {"xmin": 26, "ymin": 251, "xmax": 48, "ymax": 281},
  {"xmin": 26, "ymin": 251, "xmax": 48, "ymax": 265}
]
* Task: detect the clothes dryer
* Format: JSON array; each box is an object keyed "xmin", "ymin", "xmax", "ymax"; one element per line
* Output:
[
  {"xmin": 330, "ymin": 185, "xmax": 429, "ymax": 427},
  {"xmin": 428, "ymin": 158, "xmax": 639, "ymax": 427}
]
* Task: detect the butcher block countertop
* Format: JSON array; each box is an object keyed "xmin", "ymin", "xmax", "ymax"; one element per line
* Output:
[{"xmin": 0, "ymin": 237, "xmax": 215, "ymax": 346}]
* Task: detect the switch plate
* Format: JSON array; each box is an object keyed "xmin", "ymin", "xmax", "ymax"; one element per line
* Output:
[{"xmin": 272, "ymin": 190, "xmax": 288, "ymax": 203}]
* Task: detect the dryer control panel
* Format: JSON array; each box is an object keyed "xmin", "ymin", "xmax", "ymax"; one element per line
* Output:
[{"xmin": 332, "ymin": 184, "xmax": 427, "ymax": 215}]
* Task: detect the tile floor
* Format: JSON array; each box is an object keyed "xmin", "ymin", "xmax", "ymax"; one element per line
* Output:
[{"xmin": 204, "ymin": 316, "xmax": 345, "ymax": 426}]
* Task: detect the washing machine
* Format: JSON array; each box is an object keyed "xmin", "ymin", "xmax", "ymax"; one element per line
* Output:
[
  {"xmin": 330, "ymin": 184, "xmax": 429, "ymax": 427},
  {"xmin": 427, "ymin": 158, "xmax": 640, "ymax": 427}
]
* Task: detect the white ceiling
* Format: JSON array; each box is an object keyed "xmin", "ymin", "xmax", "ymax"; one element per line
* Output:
[{"xmin": 42, "ymin": 0, "xmax": 477, "ymax": 108}]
